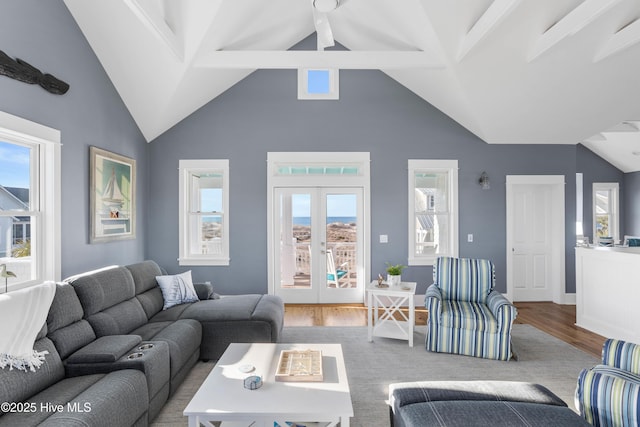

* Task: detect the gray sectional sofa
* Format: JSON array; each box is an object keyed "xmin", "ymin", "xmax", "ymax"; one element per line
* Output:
[{"xmin": 0, "ymin": 260, "xmax": 284, "ymax": 426}]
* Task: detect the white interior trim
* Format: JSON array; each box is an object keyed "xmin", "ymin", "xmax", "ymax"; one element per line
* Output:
[
  {"xmin": 0, "ymin": 110, "xmax": 61, "ymax": 286},
  {"xmin": 267, "ymin": 152, "xmax": 371, "ymax": 302},
  {"xmin": 505, "ymin": 175, "xmax": 565, "ymax": 303}
]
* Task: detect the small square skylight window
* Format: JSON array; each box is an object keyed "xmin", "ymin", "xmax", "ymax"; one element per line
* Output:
[
  {"xmin": 298, "ymin": 68, "xmax": 339, "ymax": 100},
  {"xmin": 307, "ymin": 70, "xmax": 330, "ymax": 94}
]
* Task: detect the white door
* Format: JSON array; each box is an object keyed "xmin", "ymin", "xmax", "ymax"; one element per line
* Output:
[
  {"xmin": 506, "ymin": 176, "xmax": 565, "ymax": 303},
  {"xmin": 274, "ymin": 187, "xmax": 364, "ymax": 303}
]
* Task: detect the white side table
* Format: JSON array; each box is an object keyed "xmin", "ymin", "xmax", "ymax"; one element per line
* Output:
[{"xmin": 367, "ymin": 281, "xmax": 417, "ymax": 347}]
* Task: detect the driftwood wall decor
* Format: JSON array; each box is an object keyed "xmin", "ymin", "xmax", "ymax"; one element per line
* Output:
[{"xmin": 0, "ymin": 50, "xmax": 69, "ymax": 95}]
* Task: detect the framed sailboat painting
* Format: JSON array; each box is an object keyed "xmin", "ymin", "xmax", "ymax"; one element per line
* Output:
[{"xmin": 90, "ymin": 146, "xmax": 136, "ymax": 243}]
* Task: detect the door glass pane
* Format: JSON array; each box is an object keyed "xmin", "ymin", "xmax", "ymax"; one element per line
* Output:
[
  {"xmin": 280, "ymin": 193, "xmax": 312, "ymax": 289},
  {"xmin": 0, "ymin": 140, "xmax": 34, "ymax": 286},
  {"xmin": 325, "ymin": 194, "xmax": 357, "ymax": 289}
]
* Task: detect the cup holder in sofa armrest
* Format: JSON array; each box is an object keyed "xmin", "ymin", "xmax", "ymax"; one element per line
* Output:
[
  {"xmin": 127, "ymin": 352, "xmax": 144, "ymax": 359},
  {"xmin": 66, "ymin": 335, "xmax": 143, "ymax": 364},
  {"xmin": 138, "ymin": 343, "xmax": 154, "ymax": 351}
]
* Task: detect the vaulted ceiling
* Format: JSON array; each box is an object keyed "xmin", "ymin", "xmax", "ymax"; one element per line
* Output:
[{"xmin": 63, "ymin": 0, "xmax": 640, "ymax": 171}]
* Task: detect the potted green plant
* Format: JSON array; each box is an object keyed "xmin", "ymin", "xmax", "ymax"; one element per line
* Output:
[{"xmin": 385, "ymin": 263, "xmax": 405, "ymax": 287}]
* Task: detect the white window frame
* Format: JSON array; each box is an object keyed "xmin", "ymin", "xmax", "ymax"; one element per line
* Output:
[
  {"xmin": 592, "ymin": 182, "xmax": 619, "ymax": 244},
  {"xmin": 408, "ymin": 159, "xmax": 458, "ymax": 266},
  {"xmin": 178, "ymin": 159, "xmax": 230, "ymax": 266},
  {"xmin": 0, "ymin": 111, "xmax": 61, "ymax": 290},
  {"xmin": 266, "ymin": 152, "xmax": 371, "ymax": 297}
]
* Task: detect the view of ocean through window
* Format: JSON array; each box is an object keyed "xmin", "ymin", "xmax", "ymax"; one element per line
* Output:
[{"xmin": 293, "ymin": 216, "xmax": 357, "ymax": 225}]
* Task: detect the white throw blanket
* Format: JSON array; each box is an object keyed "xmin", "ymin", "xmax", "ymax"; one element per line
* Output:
[{"xmin": 0, "ymin": 281, "xmax": 56, "ymax": 372}]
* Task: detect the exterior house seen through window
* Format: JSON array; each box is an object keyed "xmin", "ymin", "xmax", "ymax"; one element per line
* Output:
[
  {"xmin": 593, "ymin": 182, "xmax": 619, "ymax": 245},
  {"xmin": 408, "ymin": 160, "xmax": 458, "ymax": 266},
  {"xmin": 0, "ymin": 111, "xmax": 61, "ymax": 290},
  {"xmin": 178, "ymin": 159, "xmax": 229, "ymax": 266}
]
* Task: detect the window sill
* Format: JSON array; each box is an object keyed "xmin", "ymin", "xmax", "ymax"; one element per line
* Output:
[
  {"xmin": 408, "ymin": 256, "xmax": 436, "ymax": 266},
  {"xmin": 178, "ymin": 257, "xmax": 230, "ymax": 267}
]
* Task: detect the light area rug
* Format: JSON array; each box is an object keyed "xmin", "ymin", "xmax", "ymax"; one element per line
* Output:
[{"xmin": 152, "ymin": 325, "xmax": 598, "ymax": 427}]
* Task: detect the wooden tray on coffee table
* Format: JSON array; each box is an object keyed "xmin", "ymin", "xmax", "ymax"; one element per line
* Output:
[{"xmin": 275, "ymin": 349, "xmax": 323, "ymax": 382}]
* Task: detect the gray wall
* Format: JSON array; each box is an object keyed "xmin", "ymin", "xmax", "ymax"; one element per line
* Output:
[
  {"xmin": 0, "ymin": 0, "xmax": 147, "ymax": 278},
  {"xmin": 2, "ymin": 4, "xmax": 631, "ymax": 295},
  {"xmin": 146, "ymin": 52, "xmax": 586, "ymax": 296},
  {"xmin": 624, "ymin": 171, "xmax": 640, "ymax": 236}
]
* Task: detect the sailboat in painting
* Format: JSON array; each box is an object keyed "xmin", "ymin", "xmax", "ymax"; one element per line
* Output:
[{"xmin": 101, "ymin": 168, "xmax": 125, "ymax": 210}]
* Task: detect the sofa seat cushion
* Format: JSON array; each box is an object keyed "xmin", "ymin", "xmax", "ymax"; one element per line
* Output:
[
  {"xmin": 441, "ymin": 301, "xmax": 498, "ymax": 332},
  {"xmin": 180, "ymin": 294, "xmax": 283, "ymax": 332},
  {"xmin": 0, "ymin": 370, "xmax": 148, "ymax": 427},
  {"xmin": 0, "ymin": 338, "xmax": 65, "ymax": 408},
  {"xmin": 395, "ymin": 401, "xmax": 589, "ymax": 427},
  {"xmin": 130, "ymin": 319, "xmax": 201, "ymax": 379}
]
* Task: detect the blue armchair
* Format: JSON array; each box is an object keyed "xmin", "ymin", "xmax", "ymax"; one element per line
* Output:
[
  {"xmin": 425, "ymin": 257, "xmax": 517, "ymax": 361},
  {"xmin": 575, "ymin": 338, "xmax": 640, "ymax": 426}
]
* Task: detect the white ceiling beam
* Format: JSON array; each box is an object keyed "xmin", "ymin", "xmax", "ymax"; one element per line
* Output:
[
  {"xmin": 123, "ymin": 0, "xmax": 183, "ymax": 61},
  {"xmin": 195, "ymin": 50, "xmax": 444, "ymax": 69},
  {"xmin": 594, "ymin": 19, "xmax": 640, "ymax": 62},
  {"xmin": 527, "ymin": 0, "xmax": 623, "ymax": 62},
  {"xmin": 583, "ymin": 133, "xmax": 607, "ymax": 143},
  {"xmin": 456, "ymin": 0, "xmax": 522, "ymax": 62},
  {"xmin": 604, "ymin": 121, "xmax": 640, "ymax": 133}
]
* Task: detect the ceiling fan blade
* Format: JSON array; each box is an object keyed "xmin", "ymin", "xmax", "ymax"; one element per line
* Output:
[{"xmin": 312, "ymin": 7, "xmax": 335, "ymax": 50}]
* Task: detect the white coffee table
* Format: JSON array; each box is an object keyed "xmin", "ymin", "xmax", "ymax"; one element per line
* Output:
[
  {"xmin": 367, "ymin": 281, "xmax": 417, "ymax": 346},
  {"xmin": 183, "ymin": 343, "xmax": 353, "ymax": 427}
]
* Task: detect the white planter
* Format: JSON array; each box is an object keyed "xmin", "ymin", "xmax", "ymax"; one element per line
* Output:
[{"xmin": 387, "ymin": 274, "xmax": 401, "ymax": 287}]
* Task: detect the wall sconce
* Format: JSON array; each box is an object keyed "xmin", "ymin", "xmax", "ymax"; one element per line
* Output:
[{"xmin": 479, "ymin": 172, "xmax": 490, "ymax": 190}]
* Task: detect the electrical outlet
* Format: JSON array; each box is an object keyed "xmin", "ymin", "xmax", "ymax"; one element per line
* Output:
[
  {"xmin": 380, "ymin": 235, "xmax": 388, "ymax": 243},
  {"xmin": 467, "ymin": 234, "xmax": 473, "ymax": 243}
]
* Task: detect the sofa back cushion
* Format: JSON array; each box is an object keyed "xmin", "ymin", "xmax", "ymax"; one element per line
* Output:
[
  {"xmin": 0, "ymin": 336, "xmax": 65, "ymax": 407},
  {"xmin": 434, "ymin": 257, "xmax": 494, "ymax": 303},
  {"xmin": 68, "ymin": 266, "xmax": 147, "ymax": 336},
  {"xmin": 126, "ymin": 260, "xmax": 165, "ymax": 318},
  {"xmin": 46, "ymin": 283, "xmax": 96, "ymax": 360}
]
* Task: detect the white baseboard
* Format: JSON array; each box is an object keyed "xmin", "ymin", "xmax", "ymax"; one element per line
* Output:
[{"xmin": 560, "ymin": 293, "xmax": 576, "ymax": 305}]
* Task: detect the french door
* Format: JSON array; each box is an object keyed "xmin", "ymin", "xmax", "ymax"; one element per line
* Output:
[{"xmin": 273, "ymin": 187, "xmax": 364, "ymax": 303}]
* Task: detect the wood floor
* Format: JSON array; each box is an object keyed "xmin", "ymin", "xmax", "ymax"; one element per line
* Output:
[{"xmin": 284, "ymin": 301, "xmax": 606, "ymax": 358}]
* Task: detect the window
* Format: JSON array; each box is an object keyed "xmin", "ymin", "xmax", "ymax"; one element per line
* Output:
[
  {"xmin": 297, "ymin": 68, "xmax": 339, "ymax": 100},
  {"xmin": 178, "ymin": 159, "xmax": 229, "ymax": 266},
  {"xmin": 0, "ymin": 111, "xmax": 61, "ymax": 290},
  {"xmin": 408, "ymin": 160, "xmax": 458, "ymax": 266},
  {"xmin": 592, "ymin": 182, "xmax": 619, "ymax": 244}
]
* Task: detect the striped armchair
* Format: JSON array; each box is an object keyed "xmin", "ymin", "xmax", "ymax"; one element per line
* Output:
[
  {"xmin": 425, "ymin": 257, "xmax": 517, "ymax": 361},
  {"xmin": 575, "ymin": 339, "xmax": 640, "ymax": 426}
]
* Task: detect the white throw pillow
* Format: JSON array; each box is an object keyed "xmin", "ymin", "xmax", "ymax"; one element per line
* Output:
[{"xmin": 155, "ymin": 270, "xmax": 199, "ymax": 310}]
